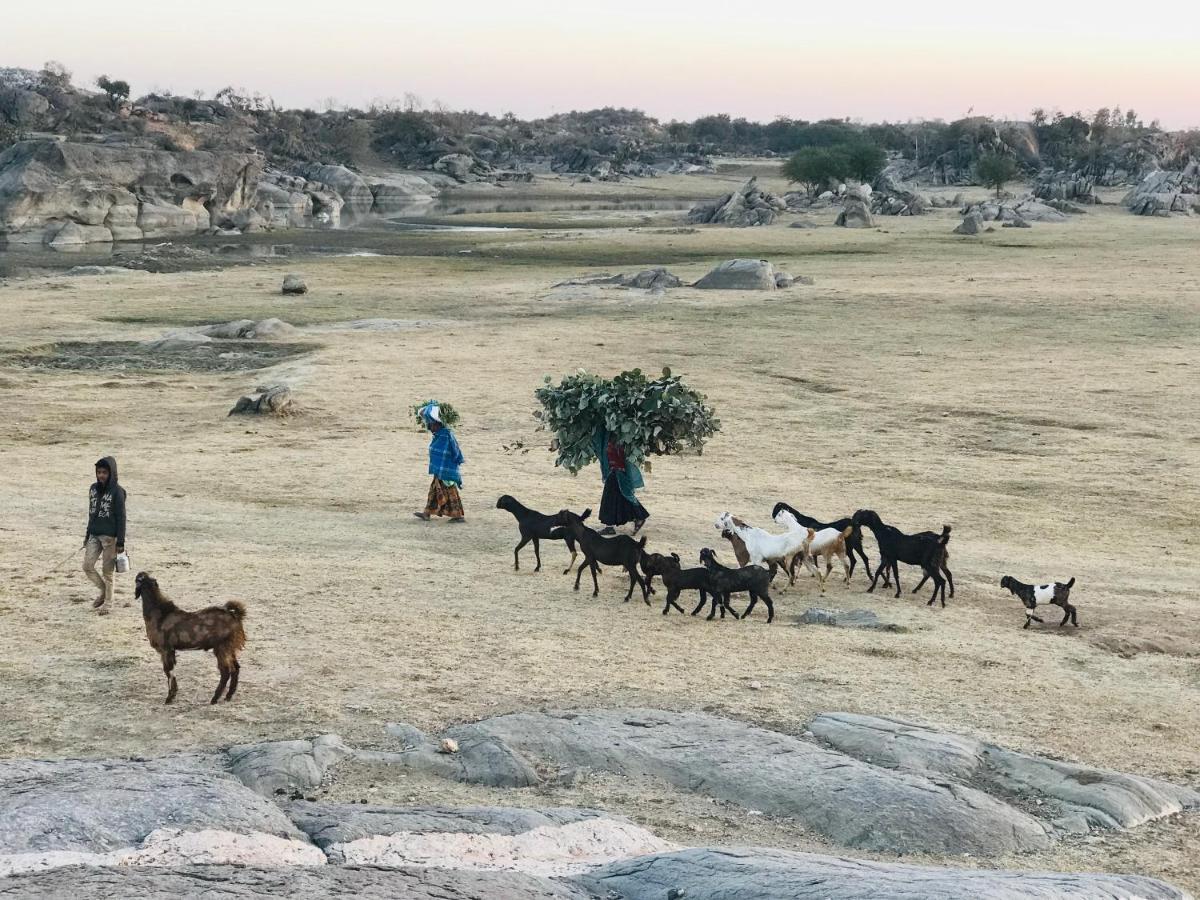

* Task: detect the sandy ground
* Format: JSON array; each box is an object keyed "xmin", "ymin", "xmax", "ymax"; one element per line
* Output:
[{"xmin": 1, "ymin": 175, "xmax": 1198, "ymax": 890}]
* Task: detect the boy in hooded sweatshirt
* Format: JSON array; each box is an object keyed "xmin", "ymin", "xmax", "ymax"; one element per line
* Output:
[{"xmin": 84, "ymin": 456, "xmax": 127, "ymax": 614}]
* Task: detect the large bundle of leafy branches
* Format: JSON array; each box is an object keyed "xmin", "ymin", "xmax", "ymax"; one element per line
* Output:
[
  {"xmin": 411, "ymin": 400, "xmax": 460, "ymax": 431},
  {"xmin": 534, "ymin": 368, "xmax": 720, "ymax": 474}
]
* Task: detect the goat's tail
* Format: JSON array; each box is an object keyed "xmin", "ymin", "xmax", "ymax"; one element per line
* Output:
[
  {"xmin": 939, "ymin": 525, "xmax": 952, "ymax": 545},
  {"xmin": 840, "ymin": 525, "xmax": 854, "ymax": 541},
  {"xmin": 224, "ymin": 600, "xmax": 247, "ymax": 620},
  {"xmin": 1065, "ymin": 576, "xmax": 1076, "ymax": 589},
  {"xmin": 637, "ymin": 536, "xmax": 648, "ymax": 550}
]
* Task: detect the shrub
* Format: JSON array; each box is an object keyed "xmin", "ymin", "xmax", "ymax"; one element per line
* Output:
[
  {"xmin": 96, "ymin": 75, "xmax": 131, "ymax": 108},
  {"xmin": 976, "ymin": 154, "xmax": 1019, "ymax": 197}
]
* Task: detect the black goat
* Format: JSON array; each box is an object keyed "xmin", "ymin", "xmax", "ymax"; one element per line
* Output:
[
  {"xmin": 772, "ymin": 502, "xmax": 878, "ymax": 583},
  {"xmin": 1000, "ymin": 576, "xmax": 1078, "ymax": 629},
  {"xmin": 496, "ymin": 495, "xmax": 590, "ymax": 573},
  {"xmin": 852, "ymin": 509, "xmax": 953, "ymax": 607},
  {"xmin": 699, "ymin": 548, "xmax": 775, "ymax": 623},
  {"xmin": 562, "ymin": 510, "xmax": 648, "ymax": 603},
  {"xmin": 646, "ymin": 552, "xmax": 738, "ymax": 619}
]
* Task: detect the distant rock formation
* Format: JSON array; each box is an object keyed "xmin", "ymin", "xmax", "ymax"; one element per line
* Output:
[
  {"xmin": 1123, "ymin": 163, "xmax": 1200, "ymax": 216},
  {"xmin": 687, "ymin": 177, "xmax": 786, "ymax": 227},
  {"xmin": 0, "ymin": 140, "xmax": 260, "ymax": 245}
]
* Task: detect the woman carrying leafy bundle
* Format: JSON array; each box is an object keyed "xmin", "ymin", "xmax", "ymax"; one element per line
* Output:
[
  {"xmin": 413, "ymin": 402, "xmax": 466, "ymax": 523},
  {"xmin": 593, "ymin": 425, "xmax": 649, "ymax": 535}
]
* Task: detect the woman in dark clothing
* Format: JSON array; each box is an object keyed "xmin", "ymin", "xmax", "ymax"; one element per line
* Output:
[{"xmin": 594, "ymin": 427, "xmax": 648, "ymax": 535}]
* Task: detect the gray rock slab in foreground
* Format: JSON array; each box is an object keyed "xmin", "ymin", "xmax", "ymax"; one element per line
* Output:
[
  {"xmin": 0, "ymin": 864, "xmax": 592, "ymax": 899},
  {"xmin": 0, "ymin": 755, "xmax": 307, "ymax": 858},
  {"xmin": 809, "ymin": 712, "xmax": 1200, "ymax": 833},
  {"xmin": 576, "ymin": 847, "xmax": 1193, "ymax": 900},
  {"xmin": 441, "ymin": 709, "xmax": 1053, "ymax": 856}
]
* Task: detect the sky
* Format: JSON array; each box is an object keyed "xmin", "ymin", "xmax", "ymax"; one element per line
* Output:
[{"xmin": 2, "ymin": 0, "xmax": 1197, "ymax": 128}]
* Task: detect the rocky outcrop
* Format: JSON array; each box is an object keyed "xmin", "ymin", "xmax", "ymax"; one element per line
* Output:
[
  {"xmin": 281, "ymin": 273, "xmax": 307, "ymax": 294},
  {"xmin": 694, "ymin": 259, "xmax": 778, "ymax": 291},
  {"xmin": 0, "ymin": 724, "xmax": 1193, "ymax": 898},
  {"xmin": 962, "ymin": 196, "xmax": 1070, "ymax": 223},
  {"xmin": 871, "ymin": 172, "xmax": 929, "ymax": 216},
  {"xmin": 578, "ymin": 848, "xmax": 1192, "ymax": 900},
  {"xmin": 1035, "ymin": 171, "xmax": 1100, "ymax": 204},
  {"xmin": 553, "ymin": 268, "xmax": 683, "ymax": 292},
  {"xmin": 835, "ymin": 197, "xmax": 874, "ymax": 228},
  {"xmin": 1123, "ymin": 164, "xmax": 1200, "ymax": 216},
  {"xmin": 954, "ymin": 212, "xmax": 987, "ymax": 235},
  {"xmin": 0, "ymin": 140, "xmax": 261, "ymax": 245},
  {"xmin": 687, "ymin": 177, "xmax": 785, "ymax": 227}
]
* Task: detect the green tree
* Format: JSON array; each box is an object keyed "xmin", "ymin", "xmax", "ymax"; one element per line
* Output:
[
  {"xmin": 976, "ymin": 154, "xmax": 1019, "ymax": 198},
  {"xmin": 782, "ymin": 146, "xmax": 848, "ymax": 194},
  {"xmin": 843, "ymin": 140, "xmax": 887, "ymax": 183},
  {"xmin": 95, "ymin": 75, "xmax": 131, "ymax": 109}
]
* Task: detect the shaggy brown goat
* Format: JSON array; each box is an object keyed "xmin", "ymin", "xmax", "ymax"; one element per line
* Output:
[{"xmin": 135, "ymin": 572, "xmax": 247, "ymax": 705}]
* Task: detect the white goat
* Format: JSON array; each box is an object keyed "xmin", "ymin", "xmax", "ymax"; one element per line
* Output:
[
  {"xmin": 715, "ymin": 512, "xmax": 812, "ymax": 587},
  {"xmin": 775, "ymin": 509, "xmax": 853, "ymax": 592}
]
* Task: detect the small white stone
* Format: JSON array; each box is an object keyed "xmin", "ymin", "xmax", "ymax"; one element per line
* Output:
[{"xmin": 439, "ymin": 738, "xmax": 460, "ymax": 754}]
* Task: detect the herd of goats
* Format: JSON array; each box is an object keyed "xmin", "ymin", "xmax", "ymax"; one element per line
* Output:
[
  {"xmin": 123, "ymin": 495, "xmax": 1080, "ymax": 708},
  {"xmin": 496, "ymin": 494, "xmax": 1080, "ymax": 629}
]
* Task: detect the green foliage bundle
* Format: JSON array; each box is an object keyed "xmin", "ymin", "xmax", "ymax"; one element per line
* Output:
[
  {"xmin": 411, "ymin": 400, "xmax": 461, "ymax": 431},
  {"xmin": 534, "ymin": 368, "xmax": 720, "ymax": 474}
]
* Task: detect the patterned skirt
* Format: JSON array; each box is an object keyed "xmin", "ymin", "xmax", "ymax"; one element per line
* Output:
[{"xmin": 425, "ymin": 478, "xmax": 465, "ymax": 518}]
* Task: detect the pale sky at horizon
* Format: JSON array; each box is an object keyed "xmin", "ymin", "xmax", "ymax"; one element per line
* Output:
[{"xmin": 3, "ymin": 0, "xmax": 1198, "ymax": 129}]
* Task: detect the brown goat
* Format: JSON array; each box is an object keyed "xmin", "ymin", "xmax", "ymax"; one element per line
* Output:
[
  {"xmin": 135, "ymin": 572, "xmax": 247, "ymax": 705},
  {"xmin": 720, "ymin": 516, "xmax": 781, "ymax": 582}
]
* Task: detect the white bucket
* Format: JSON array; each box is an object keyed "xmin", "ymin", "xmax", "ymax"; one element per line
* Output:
[{"xmin": 115, "ymin": 552, "xmax": 130, "ymax": 574}]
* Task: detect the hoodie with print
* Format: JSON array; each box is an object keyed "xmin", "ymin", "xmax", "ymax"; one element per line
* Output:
[{"xmin": 87, "ymin": 456, "xmax": 127, "ymax": 547}]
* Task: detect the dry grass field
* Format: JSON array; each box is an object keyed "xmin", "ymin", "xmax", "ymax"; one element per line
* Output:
[{"xmin": 1, "ymin": 174, "xmax": 1198, "ymax": 889}]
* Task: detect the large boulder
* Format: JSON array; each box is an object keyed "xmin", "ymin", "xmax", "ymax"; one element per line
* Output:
[
  {"xmin": 954, "ymin": 212, "xmax": 986, "ymax": 235},
  {"xmin": 687, "ymin": 177, "xmax": 785, "ymax": 227},
  {"xmin": 835, "ymin": 197, "xmax": 874, "ymax": 228},
  {"xmin": 694, "ymin": 259, "xmax": 778, "ymax": 291},
  {"xmin": 294, "ymin": 164, "xmax": 374, "ymax": 221},
  {"xmin": 369, "ymin": 173, "xmax": 439, "ymax": 214},
  {"xmin": 226, "ymin": 735, "xmax": 352, "ymax": 798},
  {"xmin": 0, "ymin": 140, "xmax": 260, "ymax": 244},
  {"xmin": 1035, "ymin": 171, "xmax": 1099, "ymax": 204},
  {"xmin": 433, "ymin": 153, "xmax": 492, "ymax": 183},
  {"xmin": 281, "ymin": 273, "xmax": 307, "ymax": 295},
  {"xmin": 228, "ymin": 384, "xmax": 296, "ymax": 417}
]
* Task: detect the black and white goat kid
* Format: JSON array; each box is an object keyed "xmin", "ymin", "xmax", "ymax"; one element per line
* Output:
[{"xmin": 1000, "ymin": 576, "xmax": 1078, "ymax": 629}]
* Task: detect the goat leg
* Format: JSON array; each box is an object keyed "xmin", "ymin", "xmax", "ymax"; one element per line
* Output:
[
  {"xmin": 942, "ymin": 563, "xmax": 955, "ymax": 598},
  {"xmin": 562, "ymin": 537, "xmax": 578, "ymax": 575},
  {"xmin": 590, "ymin": 561, "xmax": 600, "ymax": 598},
  {"xmin": 162, "ymin": 649, "xmax": 178, "ymax": 705},
  {"xmin": 532, "ymin": 537, "xmax": 542, "ymax": 573},
  {"xmin": 891, "ymin": 561, "xmax": 902, "ymax": 598},
  {"xmin": 513, "ymin": 536, "xmax": 529, "ymax": 572},
  {"xmin": 211, "ymin": 661, "xmax": 230, "ymax": 705},
  {"xmin": 226, "ymin": 660, "xmax": 240, "ymax": 701},
  {"xmin": 691, "ymin": 592, "xmax": 708, "ymax": 616}
]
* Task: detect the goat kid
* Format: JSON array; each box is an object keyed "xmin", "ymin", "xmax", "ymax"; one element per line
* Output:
[
  {"xmin": 775, "ymin": 510, "xmax": 852, "ymax": 592},
  {"xmin": 562, "ymin": 510, "xmax": 648, "ymax": 603},
  {"xmin": 699, "ymin": 548, "xmax": 775, "ymax": 623},
  {"xmin": 496, "ymin": 495, "xmax": 590, "ymax": 574},
  {"xmin": 135, "ymin": 572, "xmax": 247, "ymax": 705},
  {"xmin": 1001, "ymin": 576, "xmax": 1078, "ymax": 629},
  {"xmin": 647, "ymin": 552, "xmax": 738, "ymax": 619}
]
